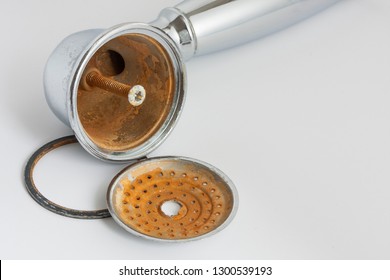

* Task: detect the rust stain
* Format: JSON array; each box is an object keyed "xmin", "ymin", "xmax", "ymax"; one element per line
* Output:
[
  {"xmin": 114, "ymin": 167, "xmax": 234, "ymax": 240},
  {"xmin": 77, "ymin": 33, "xmax": 175, "ymax": 151}
]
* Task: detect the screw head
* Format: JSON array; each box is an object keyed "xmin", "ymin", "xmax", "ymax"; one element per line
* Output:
[{"xmin": 128, "ymin": 85, "xmax": 146, "ymax": 106}]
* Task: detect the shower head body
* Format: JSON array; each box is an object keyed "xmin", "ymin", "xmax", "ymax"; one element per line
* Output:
[{"xmin": 44, "ymin": 0, "xmax": 340, "ymax": 162}]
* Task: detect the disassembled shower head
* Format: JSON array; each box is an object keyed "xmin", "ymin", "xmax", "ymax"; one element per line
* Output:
[
  {"xmin": 44, "ymin": 0, "xmax": 340, "ymax": 162},
  {"xmin": 35, "ymin": 0, "xmax": 341, "ymax": 241},
  {"xmin": 107, "ymin": 157, "xmax": 238, "ymax": 241}
]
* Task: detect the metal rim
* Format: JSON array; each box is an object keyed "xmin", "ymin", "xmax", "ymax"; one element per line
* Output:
[
  {"xmin": 24, "ymin": 136, "xmax": 111, "ymax": 219},
  {"xmin": 69, "ymin": 23, "xmax": 187, "ymax": 162},
  {"xmin": 107, "ymin": 156, "xmax": 239, "ymax": 242}
]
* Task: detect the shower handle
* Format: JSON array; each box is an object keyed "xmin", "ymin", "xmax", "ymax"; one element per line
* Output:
[{"xmin": 153, "ymin": 0, "xmax": 341, "ymax": 60}]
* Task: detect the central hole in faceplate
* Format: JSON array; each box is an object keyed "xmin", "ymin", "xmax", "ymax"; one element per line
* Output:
[{"xmin": 161, "ymin": 200, "xmax": 182, "ymax": 217}]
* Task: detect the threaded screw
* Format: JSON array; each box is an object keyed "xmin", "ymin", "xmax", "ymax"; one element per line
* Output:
[{"xmin": 86, "ymin": 71, "xmax": 146, "ymax": 107}]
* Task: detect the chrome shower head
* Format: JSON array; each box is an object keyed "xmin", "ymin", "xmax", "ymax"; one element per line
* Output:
[{"xmin": 44, "ymin": 0, "xmax": 340, "ymax": 162}]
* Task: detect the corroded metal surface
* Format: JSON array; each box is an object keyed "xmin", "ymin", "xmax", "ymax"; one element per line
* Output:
[
  {"xmin": 108, "ymin": 157, "xmax": 237, "ymax": 241},
  {"xmin": 24, "ymin": 136, "xmax": 111, "ymax": 219},
  {"xmin": 77, "ymin": 33, "xmax": 176, "ymax": 152}
]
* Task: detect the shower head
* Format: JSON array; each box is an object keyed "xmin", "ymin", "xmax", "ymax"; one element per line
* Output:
[{"xmin": 44, "ymin": 0, "xmax": 340, "ymax": 162}]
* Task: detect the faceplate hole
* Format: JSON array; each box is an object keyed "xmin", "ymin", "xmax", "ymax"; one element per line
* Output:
[{"xmin": 161, "ymin": 200, "xmax": 182, "ymax": 217}]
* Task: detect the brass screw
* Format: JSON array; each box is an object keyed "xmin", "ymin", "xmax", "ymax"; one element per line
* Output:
[{"xmin": 86, "ymin": 71, "xmax": 146, "ymax": 106}]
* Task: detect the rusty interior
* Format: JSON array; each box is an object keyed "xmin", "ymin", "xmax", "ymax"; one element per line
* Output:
[
  {"xmin": 112, "ymin": 160, "xmax": 235, "ymax": 240},
  {"xmin": 77, "ymin": 34, "xmax": 175, "ymax": 151}
]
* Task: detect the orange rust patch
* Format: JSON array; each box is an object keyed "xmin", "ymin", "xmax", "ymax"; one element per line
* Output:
[
  {"xmin": 77, "ymin": 33, "xmax": 175, "ymax": 151},
  {"xmin": 115, "ymin": 168, "xmax": 234, "ymax": 240}
]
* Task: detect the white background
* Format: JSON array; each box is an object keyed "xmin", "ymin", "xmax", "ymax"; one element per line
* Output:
[{"xmin": 1, "ymin": 0, "xmax": 390, "ymax": 259}]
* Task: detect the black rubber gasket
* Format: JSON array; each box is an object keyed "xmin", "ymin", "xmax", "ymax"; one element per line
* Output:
[{"xmin": 24, "ymin": 135, "xmax": 111, "ymax": 219}]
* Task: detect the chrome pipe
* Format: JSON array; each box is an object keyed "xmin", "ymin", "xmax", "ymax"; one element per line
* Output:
[{"xmin": 153, "ymin": 0, "xmax": 341, "ymax": 60}]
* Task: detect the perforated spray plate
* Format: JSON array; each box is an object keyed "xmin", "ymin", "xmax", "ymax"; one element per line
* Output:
[{"xmin": 107, "ymin": 157, "xmax": 238, "ymax": 242}]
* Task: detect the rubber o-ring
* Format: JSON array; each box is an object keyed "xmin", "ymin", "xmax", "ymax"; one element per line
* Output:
[{"xmin": 24, "ymin": 135, "xmax": 111, "ymax": 219}]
